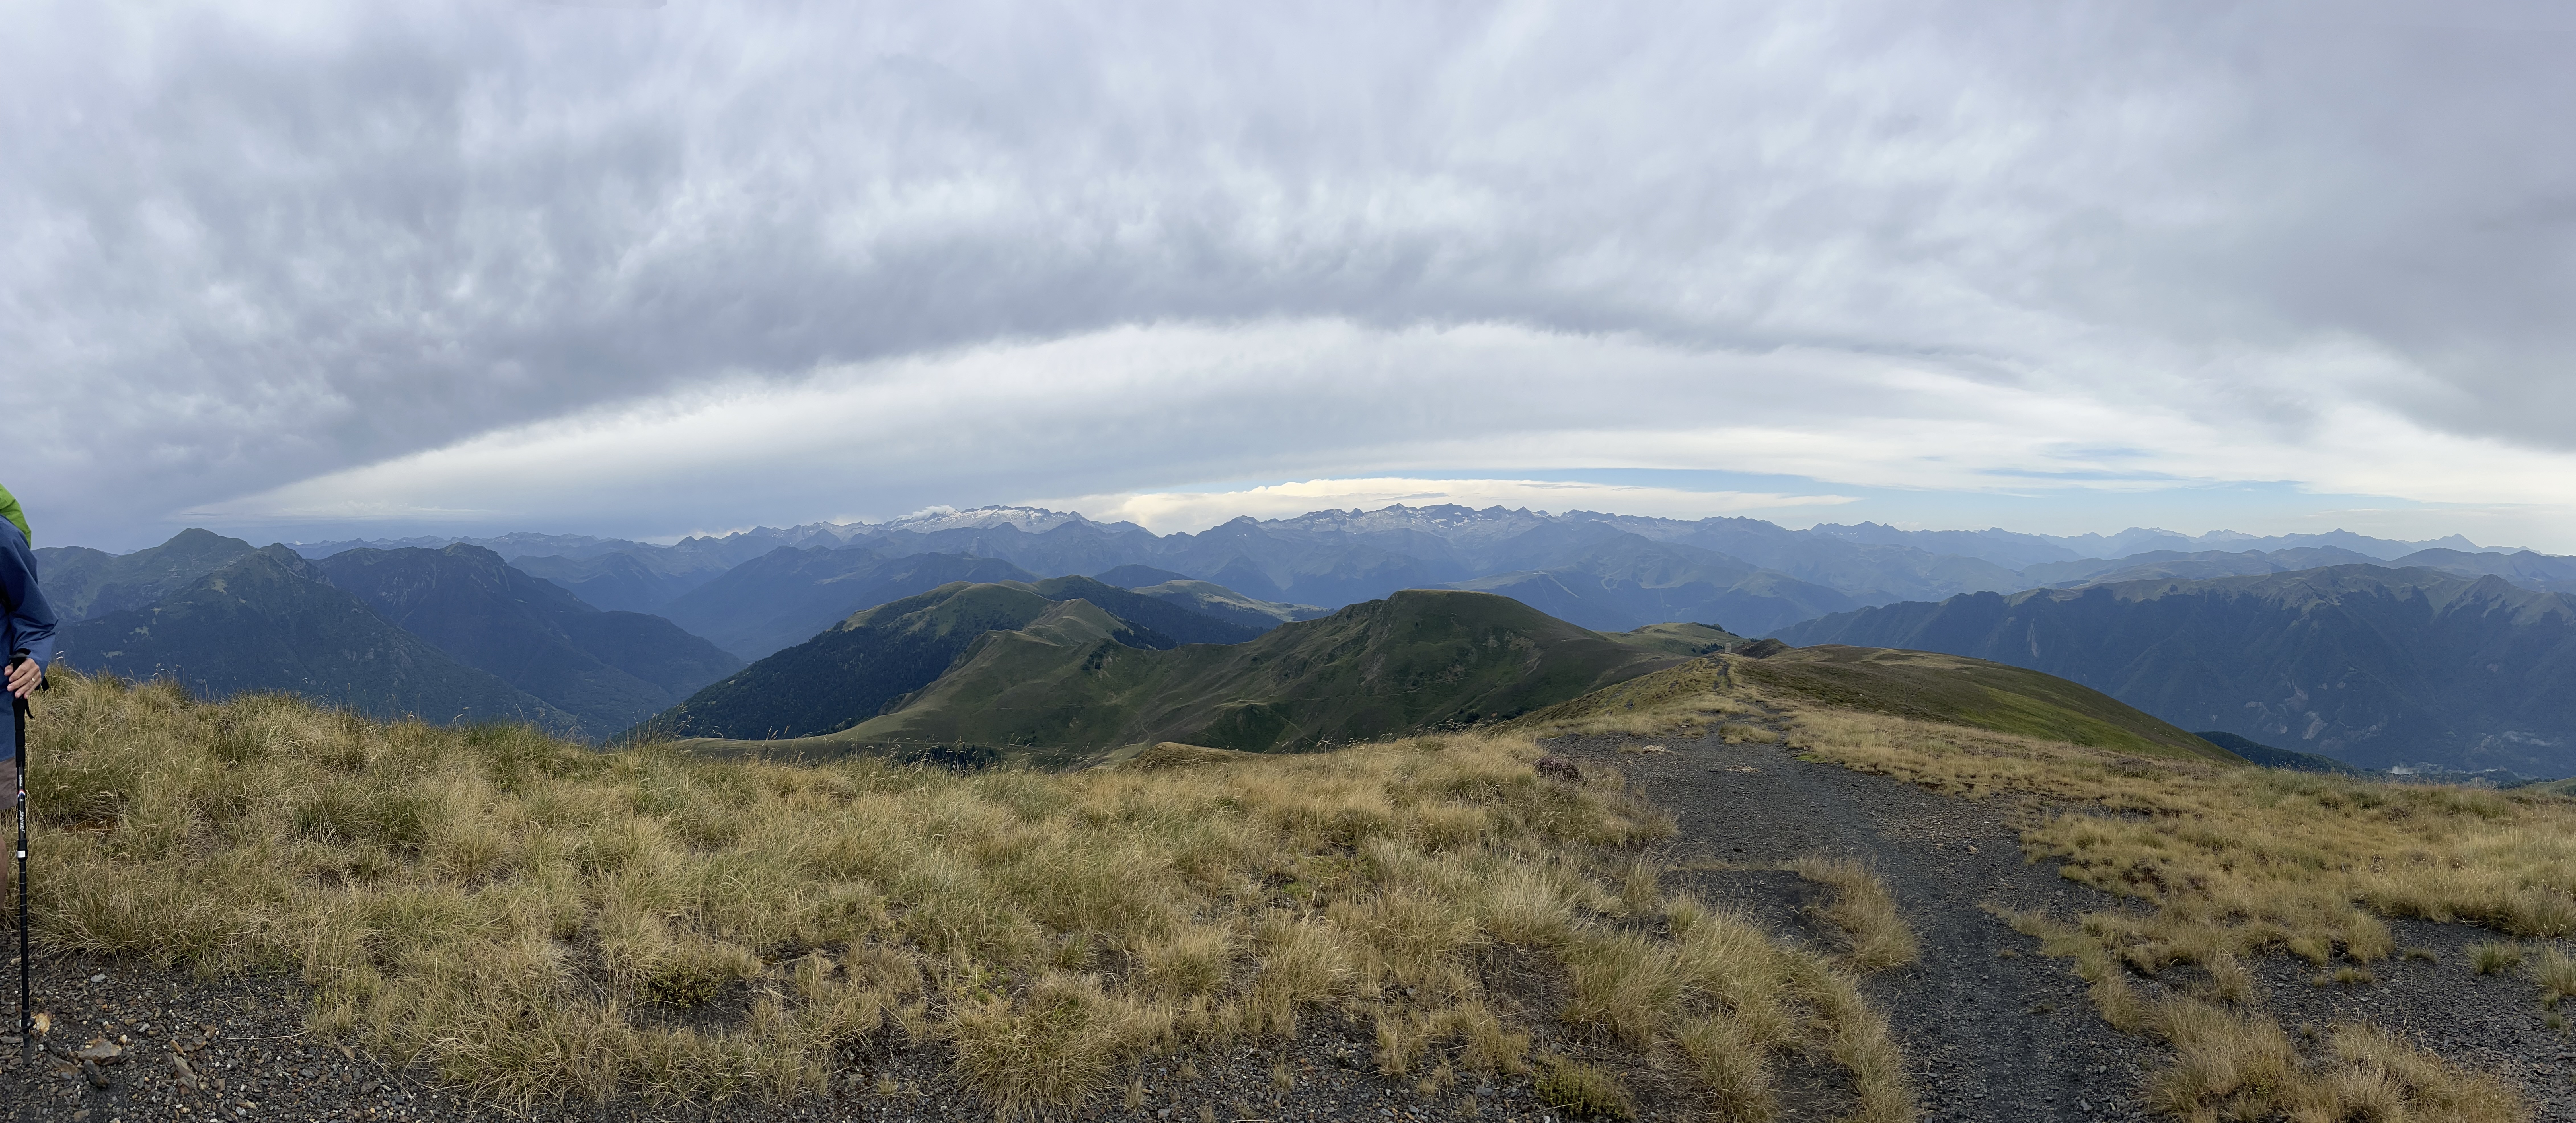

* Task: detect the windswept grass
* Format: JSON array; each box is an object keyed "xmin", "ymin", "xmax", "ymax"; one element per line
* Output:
[{"xmin": 7, "ymin": 672, "xmax": 1908, "ymax": 1119}]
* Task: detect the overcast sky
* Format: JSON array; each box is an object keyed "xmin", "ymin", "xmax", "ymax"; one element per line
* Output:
[{"xmin": 7, "ymin": 1, "xmax": 2574, "ymax": 552}]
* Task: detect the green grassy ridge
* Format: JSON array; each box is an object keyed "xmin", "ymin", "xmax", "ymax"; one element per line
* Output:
[
  {"xmin": 1502, "ymin": 657, "xmax": 1733, "ymax": 731},
  {"xmin": 1603, "ymin": 621, "xmax": 1746, "ymax": 657},
  {"xmin": 641, "ymin": 581, "xmax": 1123, "ymax": 743},
  {"xmin": 639, "ymin": 576, "xmax": 1260, "ymax": 743},
  {"xmin": 658, "ymin": 547, "xmax": 1040, "ymax": 661},
  {"xmin": 1026, "ymin": 575, "xmax": 1262, "ymax": 646},
  {"xmin": 676, "ymin": 589, "xmax": 1690, "ymax": 764},
  {"xmin": 1737, "ymin": 646, "xmax": 2242, "ymax": 762}
]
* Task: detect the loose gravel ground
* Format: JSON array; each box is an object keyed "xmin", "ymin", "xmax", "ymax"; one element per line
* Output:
[
  {"xmin": 1545, "ymin": 718, "xmax": 2576, "ymax": 1122},
  {"xmin": 9, "ymin": 718, "xmax": 2574, "ymax": 1122},
  {"xmin": 2, "ymin": 972, "xmax": 1566, "ymax": 1123}
]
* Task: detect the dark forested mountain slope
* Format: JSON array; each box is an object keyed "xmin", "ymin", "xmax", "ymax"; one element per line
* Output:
[
  {"xmin": 2020, "ymin": 547, "xmax": 2385, "ymax": 587},
  {"xmin": 38, "ymin": 528, "xmax": 258, "ymax": 620},
  {"xmin": 57, "ymin": 547, "xmax": 574, "ymax": 731},
  {"xmin": 658, "ymin": 548, "xmax": 1041, "ymax": 661},
  {"xmin": 1780, "ymin": 565, "xmax": 2576, "ymax": 773},
  {"xmin": 509, "ymin": 551, "xmax": 718, "ymax": 614},
  {"xmin": 314, "ymin": 544, "xmax": 740, "ymax": 735},
  {"xmin": 2191, "ymin": 730, "xmax": 2372, "ymax": 775}
]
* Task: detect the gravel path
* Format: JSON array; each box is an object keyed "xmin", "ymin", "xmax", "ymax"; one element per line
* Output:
[
  {"xmin": 1545, "ymin": 720, "xmax": 2576, "ymax": 1122},
  {"xmin": 10, "ymin": 723, "xmax": 2574, "ymax": 1121}
]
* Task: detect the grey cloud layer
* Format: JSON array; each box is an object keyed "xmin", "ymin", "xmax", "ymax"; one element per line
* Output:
[{"xmin": 5, "ymin": 0, "xmax": 2570, "ymax": 545}]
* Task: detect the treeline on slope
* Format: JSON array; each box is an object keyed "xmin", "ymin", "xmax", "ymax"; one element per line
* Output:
[
  {"xmin": 1779, "ymin": 566, "xmax": 2576, "ymax": 776},
  {"xmin": 650, "ymin": 588, "xmax": 1749, "ymax": 766}
]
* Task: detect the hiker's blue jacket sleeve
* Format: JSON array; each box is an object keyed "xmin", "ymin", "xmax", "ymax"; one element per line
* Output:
[{"xmin": 0, "ymin": 523, "xmax": 55, "ymax": 671}]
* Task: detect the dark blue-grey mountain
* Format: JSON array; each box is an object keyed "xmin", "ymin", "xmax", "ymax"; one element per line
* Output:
[
  {"xmin": 658, "ymin": 548, "xmax": 1046, "ymax": 661},
  {"xmin": 312, "ymin": 544, "xmax": 741, "ymax": 735},
  {"xmin": 1779, "ymin": 565, "xmax": 2576, "ymax": 774},
  {"xmin": 59, "ymin": 546, "xmax": 577, "ymax": 731}
]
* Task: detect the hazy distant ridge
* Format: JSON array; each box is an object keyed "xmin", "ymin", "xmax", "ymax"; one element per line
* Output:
[
  {"xmin": 272, "ymin": 505, "xmax": 2548, "ymax": 635},
  {"xmin": 1780, "ymin": 565, "xmax": 2576, "ymax": 775}
]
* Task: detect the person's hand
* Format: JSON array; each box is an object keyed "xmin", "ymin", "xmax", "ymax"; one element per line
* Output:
[{"xmin": 6, "ymin": 657, "xmax": 39, "ymax": 699}]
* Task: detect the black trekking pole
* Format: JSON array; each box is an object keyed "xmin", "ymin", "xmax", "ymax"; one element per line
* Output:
[{"xmin": 13, "ymin": 654, "xmax": 28, "ymax": 1049}]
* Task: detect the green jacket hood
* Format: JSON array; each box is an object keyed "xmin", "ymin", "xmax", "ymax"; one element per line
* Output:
[{"xmin": 0, "ymin": 485, "xmax": 26, "ymax": 546}]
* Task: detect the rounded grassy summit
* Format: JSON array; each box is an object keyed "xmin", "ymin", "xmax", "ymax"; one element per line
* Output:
[{"xmin": 650, "ymin": 587, "xmax": 1706, "ymax": 765}]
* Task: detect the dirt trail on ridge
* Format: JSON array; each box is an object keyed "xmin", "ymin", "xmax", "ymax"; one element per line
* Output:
[{"xmin": 1544, "ymin": 721, "xmax": 2576, "ymax": 1122}]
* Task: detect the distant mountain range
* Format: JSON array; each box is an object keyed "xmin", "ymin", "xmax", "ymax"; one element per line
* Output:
[
  {"xmin": 1780, "ymin": 566, "xmax": 2576, "ymax": 775},
  {"xmin": 41, "ymin": 528, "xmax": 260, "ymax": 619},
  {"xmin": 284, "ymin": 505, "xmax": 2551, "ymax": 635},
  {"xmin": 654, "ymin": 587, "xmax": 1722, "ymax": 766},
  {"xmin": 42, "ymin": 507, "xmax": 2576, "ymax": 773}
]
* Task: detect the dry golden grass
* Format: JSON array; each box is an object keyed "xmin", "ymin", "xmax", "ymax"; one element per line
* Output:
[
  {"xmin": 8, "ymin": 672, "xmax": 1911, "ymax": 1119},
  {"xmin": 1534, "ymin": 1053, "xmax": 1636, "ymax": 1121},
  {"xmin": 1507, "ymin": 658, "xmax": 1757, "ymax": 740},
  {"xmin": 1788, "ymin": 856, "xmax": 1920, "ymax": 971},
  {"xmin": 1767, "ymin": 703, "xmax": 2550, "ymax": 1122},
  {"xmin": 2470, "ymin": 940, "xmax": 2526, "ymax": 975},
  {"xmin": 2532, "ymin": 946, "xmax": 2576, "ymax": 1009},
  {"xmin": 1780, "ymin": 708, "xmax": 2576, "ymax": 950}
]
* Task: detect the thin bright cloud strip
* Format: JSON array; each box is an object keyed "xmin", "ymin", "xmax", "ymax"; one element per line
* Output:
[
  {"xmin": 181, "ymin": 318, "xmax": 2576, "ymax": 550},
  {"xmin": 1028, "ymin": 478, "xmax": 1859, "ymax": 534}
]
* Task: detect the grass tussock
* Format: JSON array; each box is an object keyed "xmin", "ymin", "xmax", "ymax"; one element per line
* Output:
[
  {"xmin": 2470, "ymin": 941, "xmax": 2525, "ymax": 976},
  {"xmin": 2532, "ymin": 946, "xmax": 2576, "ymax": 1009},
  {"xmin": 1534, "ymin": 1053, "xmax": 1636, "ymax": 1121},
  {"xmin": 2008, "ymin": 911, "xmax": 2528, "ymax": 1120},
  {"xmin": 1788, "ymin": 856, "xmax": 1919, "ymax": 971},
  {"xmin": 7, "ymin": 672, "xmax": 1907, "ymax": 1118}
]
